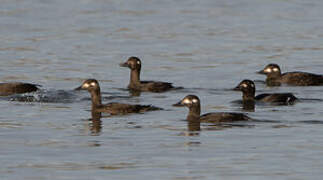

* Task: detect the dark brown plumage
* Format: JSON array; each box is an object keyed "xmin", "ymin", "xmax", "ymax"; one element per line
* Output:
[
  {"xmin": 120, "ymin": 56, "xmax": 181, "ymax": 92},
  {"xmin": 234, "ymin": 79, "xmax": 297, "ymax": 104},
  {"xmin": 200, "ymin": 112, "xmax": 250, "ymax": 123},
  {"xmin": 75, "ymin": 79, "xmax": 161, "ymax": 115},
  {"xmin": 258, "ymin": 64, "xmax": 323, "ymax": 86},
  {"xmin": 173, "ymin": 95, "xmax": 250, "ymax": 123},
  {"xmin": 91, "ymin": 102, "xmax": 160, "ymax": 115},
  {"xmin": 0, "ymin": 82, "xmax": 39, "ymax": 96}
]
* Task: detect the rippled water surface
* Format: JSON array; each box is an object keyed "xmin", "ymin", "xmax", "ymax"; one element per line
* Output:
[{"xmin": 1, "ymin": 0, "xmax": 323, "ymax": 179}]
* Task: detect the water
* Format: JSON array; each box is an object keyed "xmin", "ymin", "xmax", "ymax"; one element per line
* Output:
[{"xmin": 1, "ymin": 0, "xmax": 323, "ymax": 179}]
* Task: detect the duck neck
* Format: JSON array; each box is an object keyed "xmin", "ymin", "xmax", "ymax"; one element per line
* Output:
[
  {"xmin": 187, "ymin": 104, "xmax": 201, "ymax": 120},
  {"xmin": 129, "ymin": 69, "xmax": 141, "ymax": 87},
  {"xmin": 266, "ymin": 72, "xmax": 282, "ymax": 85},
  {"xmin": 89, "ymin": 88, "xmax": 102, "ymax": 109},
  {"xmin": 242, "ymin": 90, "xmax": 255, "ymax": 102},
  {"xmin": 266, "ymin": 78, "xmax": 281, "ymax": 86}
]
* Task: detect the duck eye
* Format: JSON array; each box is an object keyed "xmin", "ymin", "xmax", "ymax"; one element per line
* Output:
[{"xmin": 90, "ymin": 82, "xmax": 96, "ymax": 86}]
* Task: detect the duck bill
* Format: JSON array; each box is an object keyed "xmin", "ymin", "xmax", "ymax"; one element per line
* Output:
[
  {"xmin": 173, "ymin": 101, "xmax": 184, "ymax": 107},
  {"xmin": 257, "ymin": 70, "xmax": 266, "ymax": 74},
  {"xmin": 119, "ymin": 62, "xmax": 129, "ymax": 67},
  {"xmin": 74, "ymin": 85, "xmax": 83, "ymax": 90},
  {"xmin": 233, "ymin": 85, "xmax": 241, "ymax": 91}
]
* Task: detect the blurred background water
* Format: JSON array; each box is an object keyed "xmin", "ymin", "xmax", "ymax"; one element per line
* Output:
[{"xmin": 1, "ymin": 0, "xmax": 323, "ymax": 179}]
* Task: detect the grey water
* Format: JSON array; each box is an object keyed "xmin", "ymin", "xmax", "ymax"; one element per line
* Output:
[{"xmin": 1, "ymin": 0, "xmax": 323, "ymax": 179}]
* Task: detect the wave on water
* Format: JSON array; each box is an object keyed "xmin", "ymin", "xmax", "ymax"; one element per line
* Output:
[{"xmin": 6, "ymin": 89, "xmax": 78, "ymax": 103}]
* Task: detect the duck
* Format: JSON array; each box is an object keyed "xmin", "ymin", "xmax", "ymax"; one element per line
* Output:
[
  {"xmin": 173, "ymin": 95, "xmax": 250, "ymax": 123},
  {"xmin": 258, "ymin": 63, "xmax": 323, "ymax": 86},
  {"xmin": 234, "ymin": 79, "xmax": 297, "ymax": 105},
  {"xmin": 120, "ymin": 56, "xmax": 181, "ymax": 92},
  {"xmin": 0, "ymin": 82, "xmax": 39, "ymax": 96},
  {"xmin": 75, "ymin": 79, "xmax": 162, "ymax": 115}
]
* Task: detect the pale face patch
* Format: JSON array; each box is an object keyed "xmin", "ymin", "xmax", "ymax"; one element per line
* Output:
[
  {"xmin": 264, "ymin": 68, "xmax": 272, "ymax": 73},
  {"xmin": 137, "ymin": 60, "xmax": 141, "ymax": 65},
  {"xmin": 90, "ymin": 82, "xmax": 96, "ymax": 86},
  {"xmin": 182, "ymin": 98, "xmax": 191, "ymax": 105},
  {"xmin": 192, "ymin": 98, "xmax": 198, "ymax": 103},
  {"xmin": 241, "ymin": 83, "xmax": 248, "ymax": 88},
  {"xmin": 82, "ymin": 83, "xmax": 90, "ymax": 88},
  {"xmin": 273, "ymin": 67, "xmax": 279, "ymax": 72}
]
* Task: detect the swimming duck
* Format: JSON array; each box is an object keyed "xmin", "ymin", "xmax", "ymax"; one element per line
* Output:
[
  {"xmin": 173, "ymin": 95, "xmax": 250, "ymax": 123},
  {"xmin": 120, "ymin": 56, "xmax": 181, "ymax": 92},
  {"xmin": 258, "ymin": 63, "xmax": 323, "ymax": 86},
  {"xmin": 75, "ymin": 79, "xmax": 161, "ymax": 115},
  {"xmin": 0, "ymin": 82, "xmax": 39, "ymax": 96},
  {"xmin": 234, "ymin": 79, "xmax": 297, "ymax": 105}
]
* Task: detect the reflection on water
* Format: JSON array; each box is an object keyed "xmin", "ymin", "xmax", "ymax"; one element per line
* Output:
[
  {"xmin": 181, "ymin": 117, "xmax": 256, "ymax": 136},
  {"xmin": 89, "ymin": 112, "xmax": 102, "ymax": 136},
  {"xmin": 11, "ymin": 162, "xmax": 137, "ymax": 171},
  {"xmin": 231, "ymin": 99, "xmax": 256, "ymax": 112},
  {"xmin": 182, "ymin": 117, "xmax": 201, "ymax": 136},
  {"xmin": 242, "ymin": 101, "xmax": 255, "ymax": 112},
  {"xmin": 187, "ymin": 120, "xmax": 200, "ymax": 132},
  {"xmin": 129, "ymin": 90, "xmax": 141, "ymax": 97}
]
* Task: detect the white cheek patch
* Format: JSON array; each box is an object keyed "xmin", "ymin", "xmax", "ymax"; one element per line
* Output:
[
  {"xmin": 192, "ymin": 99, "xmax": 198, "ymax": 103},
  {"xmin": 137, "ymin": 61, "xmax": 141, "ymax": 65},
  {"xmin": 273, "ymin": 67, "xmax": 279, "ymax": 72},
  {"xmin": 241, "ymin": 83, "xmax": 248, "ymax": 88},
  {"xmin": 90, "ymin": 82, "xmax": 96, "ymax": 86},
  {"xmin": 250, "ymin": 83, "xmax": 254, "ymax": 87},
  {"xmin": 183, "ymin": 98, "xmax": 191, "ymax": 104},
  {"xmin": 82, "ymin": 83, "xmax": 90, "ymax": 88},
  {"xmin": 264, "ymin": 68, "xmax": 272, "ymax": 73}
]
